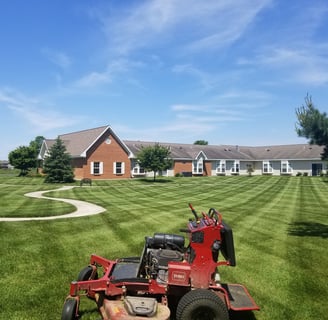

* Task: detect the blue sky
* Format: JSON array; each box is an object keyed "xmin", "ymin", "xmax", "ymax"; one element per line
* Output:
[{"xmin": 1, "ymin": 0, "xmax": 328, "ymax": 159}]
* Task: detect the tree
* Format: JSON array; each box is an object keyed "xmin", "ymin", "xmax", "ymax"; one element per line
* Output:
[
  {"xmin": 296, "ymin": 95, "xmax": 328, "ymax": 159},
  {"xmin": 8, "ymin": 145, "xmax": 36, "ymax": 176},
  {"xmin": 8, "ymin": 136, "xmax": 46, "ymax": 176},
  {"xmin": 247, "ymin": 165, "xmax": 254, "ymax": 176},
  {"xmin": 29, "ymin": 136, "xmax": 45, "ymax": 154},
  {"xmin": 194, "ymin": 140, "xmax": 208, "ymax": 145},
  {"xmin": 43, "ymin": 137, "xmax": 75, "ymax": 183},
  {"xmin": 136, "ymin": 143, "xmax": 173, "ymax": 181},
  {"xmin": 29, "ymin": 136, "xmax": 45, "ymax": 173}
]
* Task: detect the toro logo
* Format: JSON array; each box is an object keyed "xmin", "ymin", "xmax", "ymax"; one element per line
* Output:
[{"xmin": 172, "ymin": 271, "xmax": 186, "ymax": 282}]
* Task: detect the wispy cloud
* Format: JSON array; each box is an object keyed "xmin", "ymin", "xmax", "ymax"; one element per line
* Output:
[
  {"xmin": 171, "ymin": 103, "xmax": 244, "ymax": 122},
  {"xmin": 74, "ymin": 70, "xmax": 111, "ymax": 88},
  {"xmin": 239, "ymin": 45, "xmax": 328, "ymax": 85},
  {"xmin": 0, "ymin": 88, "xmax": 81, "ymax": 132},
  {"xmin": 41, "ymin": 48, "xmax": 72, "ymax": 68},
  {"xmin": 73, "ymin": 58, "xmax": 144, "ymax": 88},
  {"xmin": 172, "ymin": 64, "xmax": 222, "ymax": 91},
  {"xmin": 114, "ymin": 99, "xmax": 248, "ymax": 143},
  {"xmin": 98, "ymin": 0, "xmax": 272, "ymax": 56},
  {"xmin": 183, "ymin": 0, "xmax": 272, "ymax": 53},
  {"xmin": 234, "ymin": 1, "xmax": 328, "ymax": 87}
]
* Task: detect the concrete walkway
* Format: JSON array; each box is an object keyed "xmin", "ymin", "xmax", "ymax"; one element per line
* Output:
[{"xmin": 0, "ymin": 186, "xmax": 106, "ymax": 222}]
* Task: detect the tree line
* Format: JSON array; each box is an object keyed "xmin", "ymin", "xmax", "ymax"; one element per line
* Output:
[{"xmin": 8, "ymin": 137, "xmax": 74, "ymax": 183}]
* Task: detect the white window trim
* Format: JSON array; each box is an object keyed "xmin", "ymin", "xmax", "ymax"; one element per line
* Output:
[
  {"xmin": 263, "ymin": 161, "xmax": 273, "ymax": 174},
  {"xmin": 114, "ymin": 162, "xmax": 125, "ymax": 175},
  {"xmin": 90, "ymin": 161, "xmax": 103, "ymax": 175},
  {"xmin": 193, "ymin": 158, "xmax": 203, "ymax": 174},
  {"xmin": 281, "ymin": 160, "xmax": 292, "ymax": 174},
  {"xmin": 216, "ymin": 160, "xmax": 226, "ymax": 174},
  {"xmin": 230, "ymin": 160, "xmax": 240, "ymax": 174},
  {"xmin": 132, "ymin": 163, "xmax": 145, "ymax": 175}
]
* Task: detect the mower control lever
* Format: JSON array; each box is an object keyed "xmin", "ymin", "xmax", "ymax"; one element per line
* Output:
[{"xmin": 188, "ymin": 203, "xmax": 199, "ymax": 220}]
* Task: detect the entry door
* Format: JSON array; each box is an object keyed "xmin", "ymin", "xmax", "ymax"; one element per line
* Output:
[{"xmin": 312, "ymin": 163, "xmax": 323, "ymax": 176}]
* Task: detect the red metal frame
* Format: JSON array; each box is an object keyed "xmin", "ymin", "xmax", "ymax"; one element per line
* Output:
[{"xmin": 63, "ymin": 204, "xmax": 259, "ymax": 319}]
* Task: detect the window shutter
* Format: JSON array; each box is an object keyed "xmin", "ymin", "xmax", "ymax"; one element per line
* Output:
[
  {"xmin": 122, "ymin": 162, "xmax": 125, "ymax": 174},
  {"xmin": 100, "ymin": 162, "xmax": 103, "ymax": 174},
  {"xmin": 113, "ymin": 162, "xmax": 116, "ymax": 174},
  {"xmin": 90, "ymin": 162, "xmax": 94, "ymax": 174}
]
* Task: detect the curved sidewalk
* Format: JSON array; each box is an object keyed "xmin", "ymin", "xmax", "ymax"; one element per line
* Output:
[{"xmin": 0, "ymin": 186, "xmax": 106, "ymax": 222}]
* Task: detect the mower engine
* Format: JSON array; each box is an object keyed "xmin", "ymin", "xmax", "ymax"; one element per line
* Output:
[{"xmin": 142, "ymin": 233, "xmax": 185, "ymax": 283}]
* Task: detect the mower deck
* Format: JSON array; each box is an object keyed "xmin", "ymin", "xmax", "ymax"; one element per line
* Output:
[{"xmin": 100, "ymin": 297, "xmax": 170, "ymax": 320}]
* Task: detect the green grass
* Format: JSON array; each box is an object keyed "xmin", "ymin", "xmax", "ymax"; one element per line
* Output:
[{"xmin": 0, "ymin": 175, "xmax": 327, "ymax": 319}]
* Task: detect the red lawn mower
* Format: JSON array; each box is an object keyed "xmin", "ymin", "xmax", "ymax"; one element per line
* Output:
[{"xmin": 61, "ymin": 204, "xmax": 259, "ymax": 320}]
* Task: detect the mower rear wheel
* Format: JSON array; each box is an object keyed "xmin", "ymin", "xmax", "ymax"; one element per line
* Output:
[
  {"xmin": 176, "ymin": 289, "xmax": 229, "ymax": 320},
  {"xmin": 77, "ymin": 265, "xmax": 97, "ymax": 281},
  {"xmin": 61, "ymin": 299, "xmax": 78, "ymax": 320}
]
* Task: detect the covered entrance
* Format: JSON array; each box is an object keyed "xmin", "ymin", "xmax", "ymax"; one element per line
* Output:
[{"xmin": 312, "ymin": 163, "xmax": 323, "ymax": 176}]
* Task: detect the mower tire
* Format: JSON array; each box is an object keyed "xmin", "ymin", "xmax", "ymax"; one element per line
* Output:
[
  {"xmin": 176, "ymin": 289, "xmax": 229, "ymax": 320},
  {"xmin": 61, "ymin": 299, "xmax": 78, "ymax": 320},
  {"xmin": 77, "ymin": 265, "xmax": 97, "ymax": 281}
]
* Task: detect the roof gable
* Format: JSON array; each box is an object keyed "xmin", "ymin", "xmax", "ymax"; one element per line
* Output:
[
  {"xmin": 58, "ymin": 125, "xmax": 110, "ymax": 157},
  {"xmin": 39, "ymin": 125, "xmax": 132, "ymax": 159}
]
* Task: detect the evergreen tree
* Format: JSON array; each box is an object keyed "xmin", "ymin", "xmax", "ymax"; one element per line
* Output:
[
  {"xmin": 43, "ymin": 137, "xmax": 75, "ymax": 183},
  {"xmin": 137, "ymin": 143, "xmax": 173, "ymax": 181}
]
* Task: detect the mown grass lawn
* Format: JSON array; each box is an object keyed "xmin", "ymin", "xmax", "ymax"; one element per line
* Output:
[{"xmin": 0, "ymin": 173, "xmax": 327, "ymax": 320}]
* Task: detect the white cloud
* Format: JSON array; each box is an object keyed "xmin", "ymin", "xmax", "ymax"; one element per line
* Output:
[
  {"xmin": 171, "ymin": 104, "xmax": 207, "ymax": 112},
  {"xmin": 241, "ymin": 45, "xmax": 328, "ymax": 85},
  {"xmin": 8, "ymin": 105, "xmax": 76, "ymax": 131},
  {"xmin": 98, "ymin": 0, "xmax": 272, "ymax": 55},
  {"xmin": 172, "ymin": 64, "xmax": 220, "ymax": 91},
  {"xmin": 73, "ymin": 58, "xmax": 144, "ymax": 89},
  {"xmin": 0, "ymin": 88, "xmax": 81, "ymax": 132},
  {"xmin": 74, "ymin": 71, "xmax": 111, "ymax": 88},
  {"xmin": 42, "ymin": 48, "xmax": 71, "ymax": 68},
  {"xmin": 169, "ymin": 104, "xmax": 248, "ymax": 136}
]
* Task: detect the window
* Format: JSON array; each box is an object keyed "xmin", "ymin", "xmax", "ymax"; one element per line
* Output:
[
  {"xmin": 193, "ymin": 158, "xmax": 203, "ymax": 174},
  {"xmin": 216, "ymin": 160, "xmax": 226, "ymax": 174},
  {"xmin": 231, "ymin": 160, "xmax": 240, "ymax": 174},
  {"xmin": 133, "ymin": 163, "xmax": 145, "ymax": 175},
  {"xmin": 91, "ymin": 161, "xmax": 103, "ymax": 175},
  {"xmin": 114, "ymin": 162, "xmax": 125, "ymax": 175},
  {"xmin": 94, "ymin": 162, "xmax": 100, "ymax": 174},
  {"xmin": 263, "ymin": 161, "xmax": 273, "ymax": 174},
  {"xmin": 281, "ymin": 161, "xmax": 292, "ymax": 174}
]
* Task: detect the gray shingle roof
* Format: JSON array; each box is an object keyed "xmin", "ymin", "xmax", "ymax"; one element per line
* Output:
[
  {"xmin": 41, "ymin": 125, "xmax": 325, "ymax": 161},
  {"xmin": 125, "ymin": 141, "xmax": 257, "ymax": 160},
  {"xmin": 58, "ymin": 125, "xmax": 109, "ymax": 157},
  {"xmin": 43, "ymin": 125, "xmax": 132, "ymax": 158},
  {"xmin": 239, "ymin": 144, "xmax": 324, "ymax": 160},
  {"xmin": 43, "ymin": 126, "xmax": 110, "ymax": 157}
]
